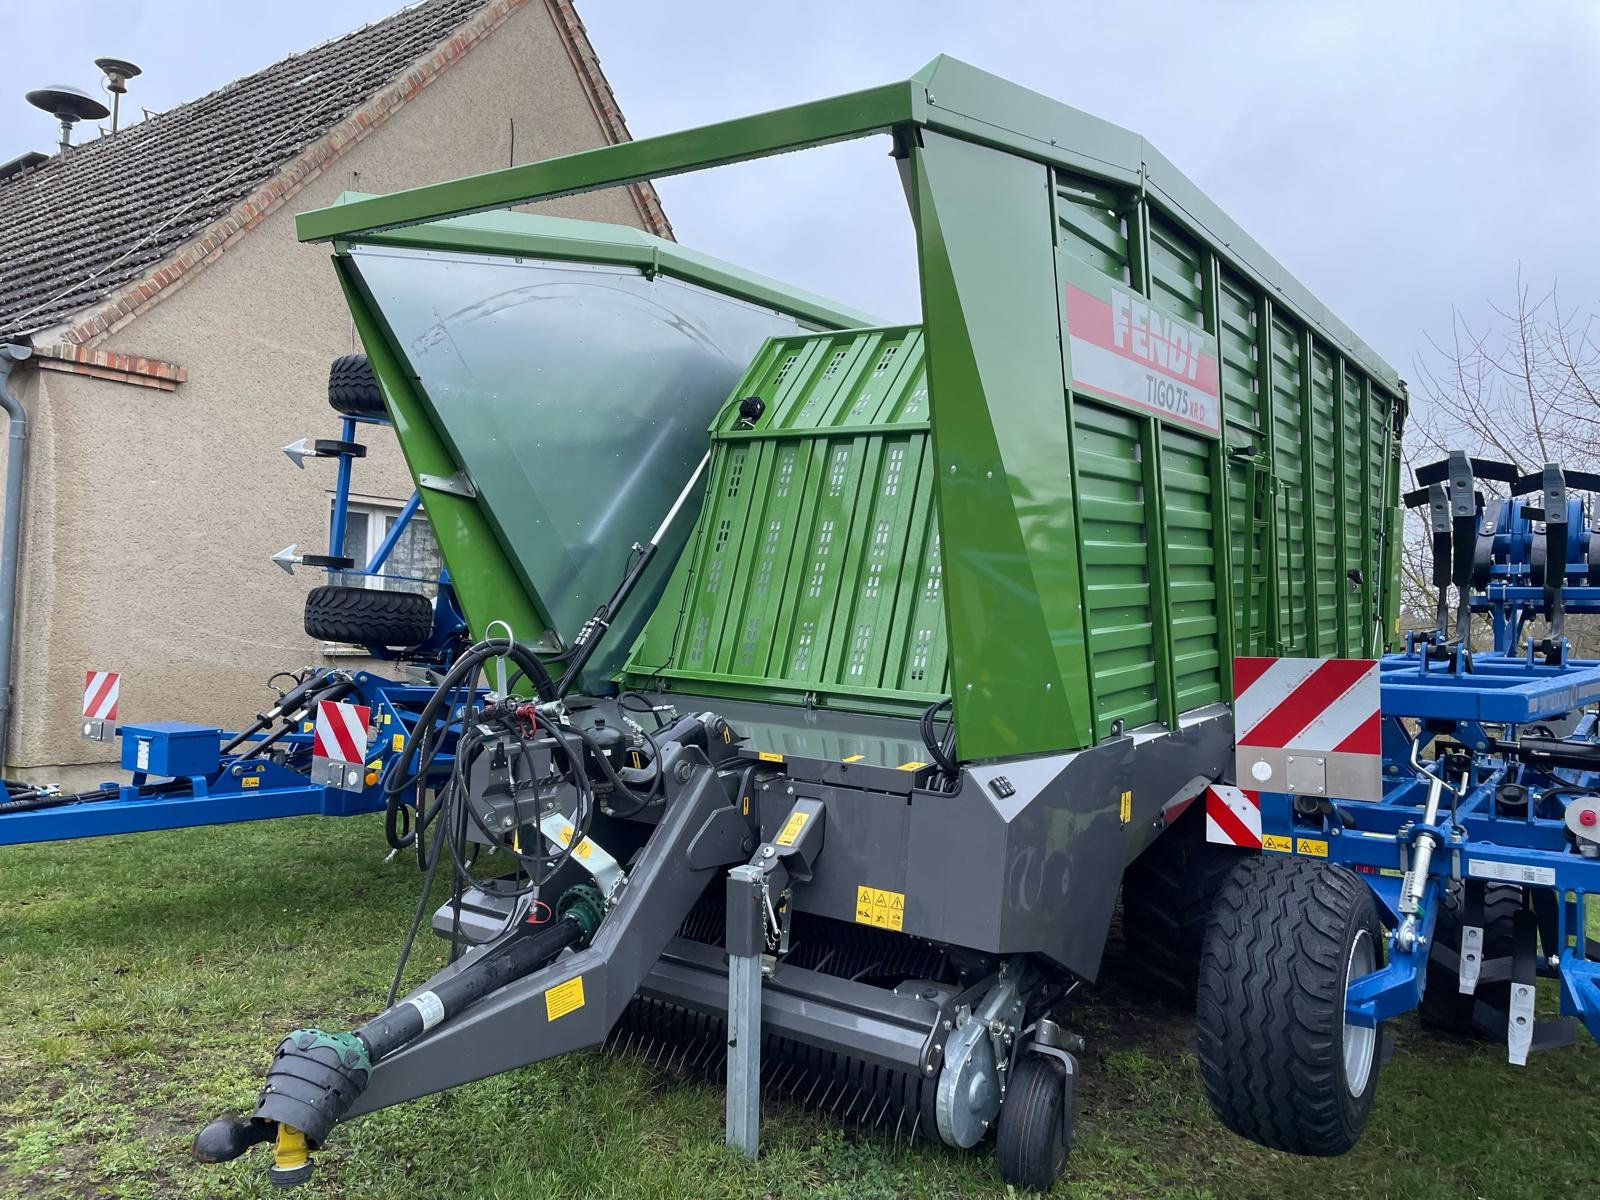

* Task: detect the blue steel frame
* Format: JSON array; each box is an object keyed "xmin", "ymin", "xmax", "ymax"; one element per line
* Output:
[
  {"xmin": 1257, "ymin": 643, "xmax": 1600, "ymax": 1045},
  {"xmin": 0, "ymin": 410, "xmax": 469, "ymax": 846}
]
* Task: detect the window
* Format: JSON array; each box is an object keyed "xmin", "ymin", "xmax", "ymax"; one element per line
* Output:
[{"xmin": 332, "ymin": 499, "xmax": 443, "ymax": 596}]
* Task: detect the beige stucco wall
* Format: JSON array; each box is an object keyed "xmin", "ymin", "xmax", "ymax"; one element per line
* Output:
[{"xmin": 7, "ymin": 0, "xmax": 648, "ymax": 783}]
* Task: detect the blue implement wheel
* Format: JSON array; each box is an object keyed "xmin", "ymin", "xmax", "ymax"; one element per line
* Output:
[{"xmin": 1195, "ymin": 856, "xmax": 1383, "ymax": 1154}]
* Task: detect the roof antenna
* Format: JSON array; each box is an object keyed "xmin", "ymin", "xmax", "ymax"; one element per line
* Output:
[
  {"xmin": 94, "ymin": 57, "xmax": 142, "ymax": 134},
  {"xmin": 24, "ymin": 85, "xmax": 109, "ymax": 155}
]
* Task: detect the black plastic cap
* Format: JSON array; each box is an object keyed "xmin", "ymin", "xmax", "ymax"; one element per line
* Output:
[{"xmin": 193, "ymin": 1116, "xmax": 271, "ymax": 1163}]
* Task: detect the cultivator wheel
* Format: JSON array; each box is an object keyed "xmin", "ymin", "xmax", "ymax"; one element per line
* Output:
[
  {"xmin": 1419, "ymin": 880, "xmax": 1520, "ymax": 1039},
  {"xmin": 1196, "ymin": 856, "xmax": 1383, "ymax": 1155},
  {"xmin": 303, "ymin": 585, "xmax": 434, "ymax": 648},
  {"xmin": 327, "ymin": 353, "xmax": 387, "ymax": 420},
  {"xmin": 1121, "ymin": 806, "xmax": 1248, "ymax": 1002}
]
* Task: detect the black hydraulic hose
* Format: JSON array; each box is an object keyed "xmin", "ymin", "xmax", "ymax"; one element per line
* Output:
[
  {"xmin": 0, "ymin": 777, "xmax": 190, "ymax": 815},
  {"xmin": 920, "ymin": 698, "xmax": 958, "ymax": 781},
  {"xmin": 382, "ymin": 638, "xmax": 556, "ymax": 852},
  {"xmin": 232, "ymin": 676, "xmax": 358, "ymax": 764},
  {"xmin": 364, "ymin": 915, "xmax": 586, "ymax": 1062}
]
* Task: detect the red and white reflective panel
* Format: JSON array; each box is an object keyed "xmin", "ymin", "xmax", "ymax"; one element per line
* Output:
[
  {"xmin": 83, "ymin": 671, "xmax": 120, "ymax": 720},
  {"xmin": 1205, "ymin": 783, "xmax": 1262, "ymax": 848},
  {"xmin": 1233, "ymin": 657, "xmax": 1380, "ymax": 755},
  {"xmin": 313, "ymin": 700, "xmax": 370, "ymax": 766}
]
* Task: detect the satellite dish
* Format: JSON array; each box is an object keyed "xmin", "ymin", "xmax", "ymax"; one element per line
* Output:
[
  {"xmin": 94, "ymin": 58, "xmax": 143, "ymax": 93},
  {"xmin": 25, "ymin": 85, "xmax": 110, "ymax": 123},
  {"xmin": 24, "ymin": 85, "xmax": 109, "ymax": 152}
]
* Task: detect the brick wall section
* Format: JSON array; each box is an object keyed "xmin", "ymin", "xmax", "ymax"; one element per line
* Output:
[
  {"xmin": 33, "ymin": 346, "xmax": 186, "ymax": 392},
  {"xmin": 44, "ymin": 0, "xmax": 671, "ymax": 353}
]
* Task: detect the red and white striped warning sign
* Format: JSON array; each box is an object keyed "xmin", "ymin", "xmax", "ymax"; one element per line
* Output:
[
  {"xmin": 1205, "ymin": 783, "xmax": 1261, "ymax": 848},
  {"xmin": 83, "ymin": 670, "xmax": 120, "ymax": 721},
  {"xmin": 1233, "ymin": 657, "xmax": 1382, "ymax": 801},
  {"xmin": 1235, "ymin": 657, "xmax": 1381, "ymax": 755},
  {"xmin": 312, "ymin": 700, "xmax": 370, "ymax": 766}
]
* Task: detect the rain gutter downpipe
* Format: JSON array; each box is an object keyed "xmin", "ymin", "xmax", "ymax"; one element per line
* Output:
[{"xmin": 0, "ymin": 344, "xmax": 33, "ymax": 770}]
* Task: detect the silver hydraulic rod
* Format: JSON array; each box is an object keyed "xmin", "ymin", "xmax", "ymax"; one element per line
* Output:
[{"xmin": 1397, "ymin": 741, "xmax": 1465, "ymax": 951}]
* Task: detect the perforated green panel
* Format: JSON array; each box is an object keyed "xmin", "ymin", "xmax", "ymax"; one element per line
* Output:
[{"xmin": 623, "ymin": 326, "xmax": 948, "ymax": 713}]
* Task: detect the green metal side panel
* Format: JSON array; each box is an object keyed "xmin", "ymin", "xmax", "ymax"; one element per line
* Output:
[
  {"xmin": 1309, "ymin": 346, "xmax": 1341, "ymax": 653},
  {"xmin": 1269, "ymin": 312, "xmax": 1306, "ymax": 652},
  {"xmin": 623, "ymin": 326, "xmax": 946, "ymax": 714},
  {"xmin": 1072, "ymin": 402, "xmax": 1158, "ymax": 735},
  {"xmin": 1161, "ymin": 429, "xmax": 1224, "ymax": 714},
  {"xmin": 909, "ymin": 131, "xmax": 1094, "ymax": 758}
]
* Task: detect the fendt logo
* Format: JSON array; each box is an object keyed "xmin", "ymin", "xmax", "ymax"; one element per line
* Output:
[
  {"xmin": 1109, "ymin": 290, "xmax": 1204, "ymax": 383},
  {"xmin": 1063, "ymin": 273, "xmax": 1222, "ymax": 438}
]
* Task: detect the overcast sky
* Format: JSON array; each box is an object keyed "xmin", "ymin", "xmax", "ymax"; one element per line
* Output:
[{"xmin": 6, "ymin": 1, "xmax": 1600, "ymax": 382}]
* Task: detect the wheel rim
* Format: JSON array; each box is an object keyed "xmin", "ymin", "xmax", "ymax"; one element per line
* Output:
[{"xmin": 1343, "ymin": 929, "xmax": 1376, "ymax": 1096}]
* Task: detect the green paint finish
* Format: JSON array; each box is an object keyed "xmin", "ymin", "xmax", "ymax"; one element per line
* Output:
[
  {"xmin": 910, "ymin": 131, "xmax": 1093, "ymax": 757},
  {"xmin": 304, "ymin": 56, "xmax": 1410, "ymax": 755},
  {"xmin": 323, "ymin": 194, "xmax": 877, "ymax": 332},
  {"xmin": 624, "ymin": 327, "xmax": 946, "ymax": 713}
]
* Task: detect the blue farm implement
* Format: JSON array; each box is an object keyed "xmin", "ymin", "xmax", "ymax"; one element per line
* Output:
[
  {"xmin": 1198, "ymin": 451, "xmax": 1600, "ymax": 1155},
  {"xmin": 0, "ymin": 356, "xmax": 470, "ymax": 848}
]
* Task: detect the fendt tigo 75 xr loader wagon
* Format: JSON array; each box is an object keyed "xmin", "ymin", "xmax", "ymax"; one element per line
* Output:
[{"xmin": 192, "ymin": 58, "xmax": 1405, "ymax": 1190}]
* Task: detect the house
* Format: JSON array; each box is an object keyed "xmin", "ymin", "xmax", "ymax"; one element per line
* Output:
[{"xmin": 0, "ymin": 0, "xmax": 670, "ymax": 786}]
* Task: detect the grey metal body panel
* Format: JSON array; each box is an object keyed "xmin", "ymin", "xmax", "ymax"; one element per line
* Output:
[
  {"xmin": 346, "ymin": 247, "xmax": 816, "ymax": 683},
  {"xmin": 737, "ymin": 701, "xmax": 1233, "ymax": 980}
]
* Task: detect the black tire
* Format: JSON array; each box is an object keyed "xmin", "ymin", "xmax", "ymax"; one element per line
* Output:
[
  {"xmin": 1196, "ymin": 856, "xmax": 1383, "ymax": 1155},
  {"xmin": 995, "ymin": 1054, "xmax": 1072, "ymax": 1192},
  {"xmin": 1122, "ymin": 805, "xmax": 1249, "ymax": 1002},
  {"xmin": 1418, "ymin": 880, "xmax": 1520, "ymax": 1037},
  {"xmin": 328, "ymin": 353, "xmax": 387, "ymax": 420},
  {"xmin": 305, "ymin": 585, "xmax": 433, "ymax": 647}
]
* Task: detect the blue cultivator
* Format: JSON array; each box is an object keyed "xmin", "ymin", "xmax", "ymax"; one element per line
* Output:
[
  {"xmin": 1199, "ymin": 452, "xmax": 1600, "ymax": 1156},
  {"xmin": 0, "ymin": 359, "xmax": 469, "ymax": 847}
]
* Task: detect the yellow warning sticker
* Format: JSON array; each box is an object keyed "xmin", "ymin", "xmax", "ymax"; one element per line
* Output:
[
  {"xmin": 241, "ymin": 776, "xmax": 260, "ymax": 789},
  {"xmin": 302, "ymin": 721, "xmax": 313, "ymax": 733},
  {"xmin": 391, "ymin": 733, "xmax": 404, "ymax": 752},
  {"xmin": 1379, "ymin": 867, "xmax": 1404, "ymax": 878},
  {"xmin": 758, "ymin": 751, "xmax": 784, "ymax": 764},
  {"xmin": 776, "ymin": 811, "xmax": 808, "ymax": 847},
  {"xmin": 1262, "ymin": 834, "xmax": 1293, "ymax": 853},
  {"xmin": 1296, "ymin": 838, "xmax": 1329, "ymax": 858},
  {"xmin": 545, "ymin": 975, "xmax": 585, "ymax": 1021},
  {"xmin": 896, "ymin": 760, "xmax": 927, "ymax": 771},
  {"xmin": 553, "ymin": 822, "xmax": 594, "ymax": 860},
  {"xmin": 842, "ymin": 754, "xmax": 865, "ymax": 763},
  {"xmin": 1119, "ymin": 789, "xmax": 1132, "ymax": 824},
  {"xmin": 855, "ymin": 885, "xmax": 905, "ymax": 931},
  {"xmin": 382, "ymin": 713, "xmax": 392, "ymax": 726}
]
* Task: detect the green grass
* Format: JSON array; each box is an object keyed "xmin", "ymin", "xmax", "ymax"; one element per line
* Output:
[{"xmin": 2, "ymin": 816, "xmax": 1599, "ymax": 1199}]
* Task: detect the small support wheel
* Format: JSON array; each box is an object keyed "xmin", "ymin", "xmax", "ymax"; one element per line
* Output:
[
  {"xmin": 1196, "ymin": 856, "xmax": 1383, "ymax": 1155},
  {"xmin": 995, "ymin": 1054, "xmax": 1073, "ymax": 1191}
]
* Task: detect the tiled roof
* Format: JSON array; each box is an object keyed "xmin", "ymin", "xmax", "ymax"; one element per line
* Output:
[{"xmin": 0, "ymin": 0, "xmax": 668, "ymax": 345}]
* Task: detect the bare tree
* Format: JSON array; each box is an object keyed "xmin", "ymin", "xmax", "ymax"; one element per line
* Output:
[{"xmin": 1402, "ymin": 272, "xmax": 1600, "ymax": 646}]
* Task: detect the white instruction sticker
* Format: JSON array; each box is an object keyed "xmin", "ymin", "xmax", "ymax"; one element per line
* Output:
[
  {"xmin": 406, "ymin": 989, "xmax": 445, "ymax": 1031},
  {"xmin": 1468, "ymin": 859, "xmax": 1556, "ymax": 887}
]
